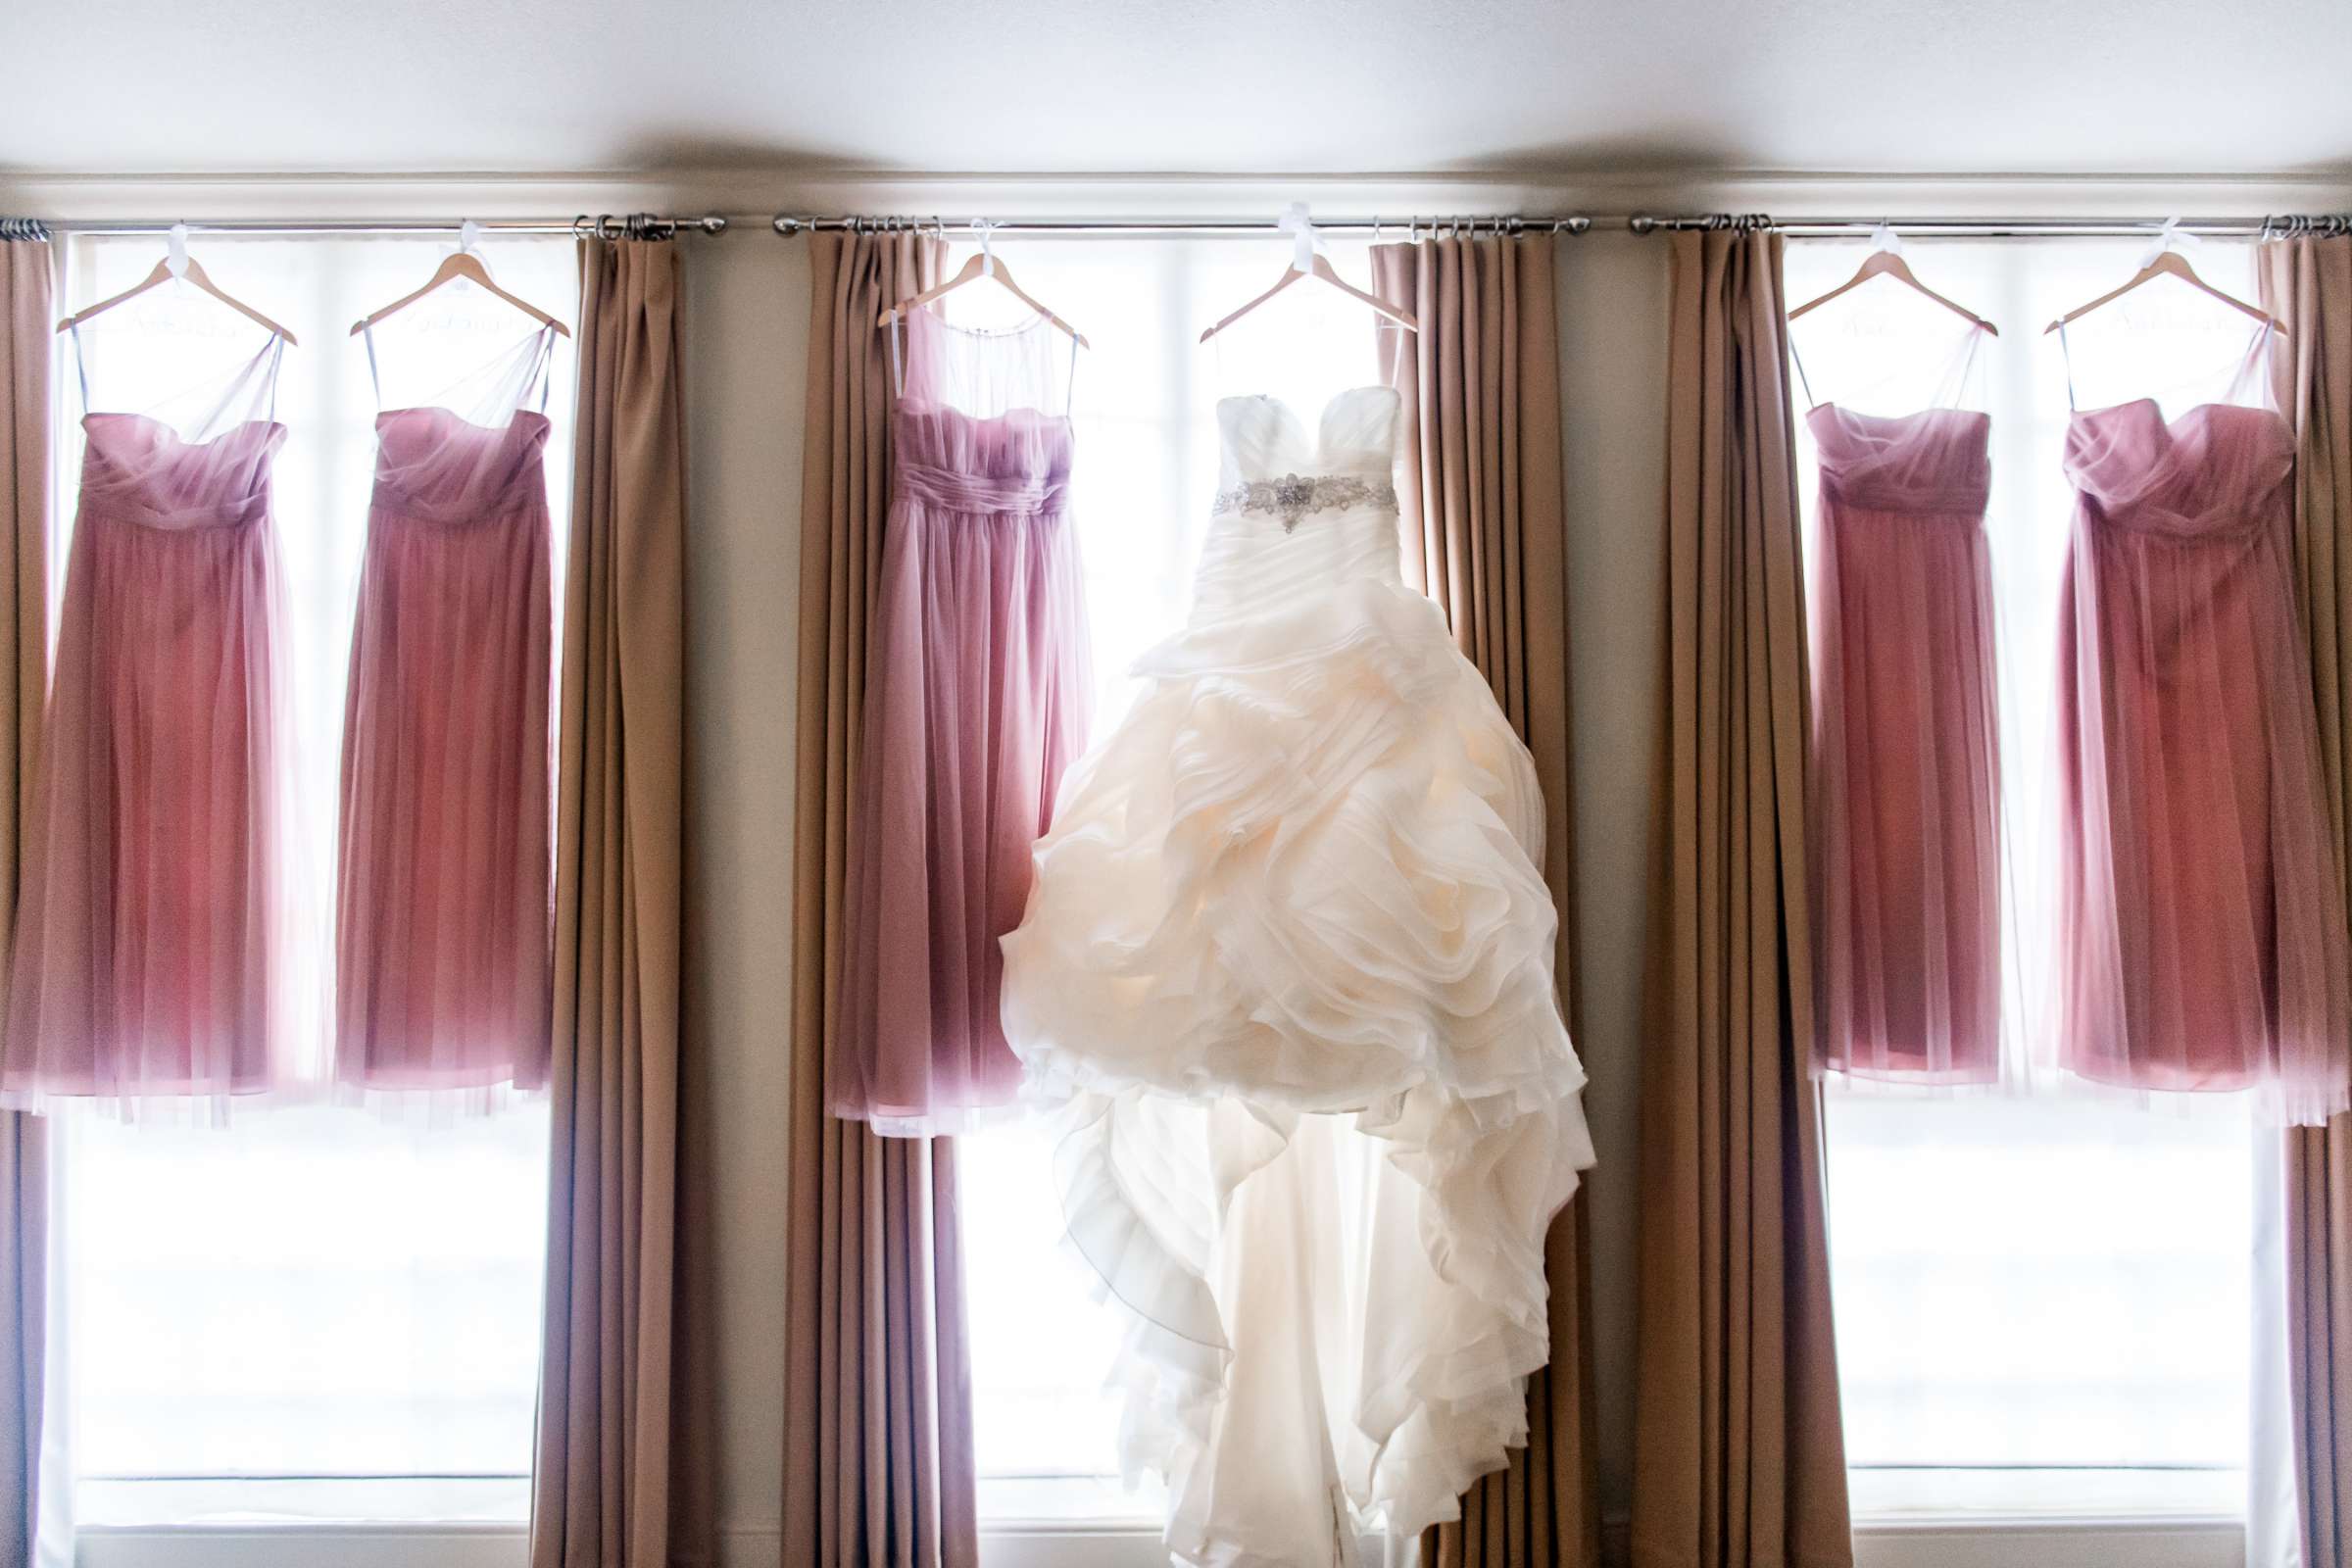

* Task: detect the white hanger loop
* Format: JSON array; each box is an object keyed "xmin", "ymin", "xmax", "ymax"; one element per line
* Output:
[
  {"xmin": 458, "ymin": 218, "xmax": 484, "ymax": 257},
  {"xmin": 1867, "ymin": 220, "xmax": 1903, "ymax": 257},
  {"xmin": 971, "ymin": 218, "xmax": 998, "ymax": 279},
  {"xmin": 1278, "ymin": 202, "xmax": 1316, "ymax": 272},
  {"xmin": 166, "ymin": 220, "xmax": 189, "ymax": 280},
  {"xmin": 2137, "ymin": 216, "xmax": 2201, "ymax": 270}
]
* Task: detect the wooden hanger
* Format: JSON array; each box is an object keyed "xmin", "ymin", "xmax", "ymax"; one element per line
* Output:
[
  {"xmin": 1789, "ymin": 227, "xmax": 1997, "ymax": 335},
  {"xmin": 1199, "ymin": 206, "xmax": 1417, "ymax": 344},
  {"xmin": 351, "ymin": 225, "xmax": 570, "ymax": 338},
  {"xmin": 57, "ymin": 226, "xmax": 299, "ymax": 345},
  {"xmin": 877, "ymin": 222, "xmax": 1088, "ymax": 348},
  {"xmin": 2044, "ymin": 228, "xmax": 2283, "ymax": 336}
]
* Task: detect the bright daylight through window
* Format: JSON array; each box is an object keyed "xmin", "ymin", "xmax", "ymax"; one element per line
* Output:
[
  {"xmin": 51, "ymin": 232, "xmax": 574, "ymax": 1533},
  {"xmin": 1788, "ymin": 232, "xmax": 2282, "ymax": 1525}
]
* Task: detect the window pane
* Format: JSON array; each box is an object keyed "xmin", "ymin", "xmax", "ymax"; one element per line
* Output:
[
  {"xmin": 53, "ymin": 231, "xmax": 574, "ymax": 1525},
  {"xmin": 67, "ymin": 1106, "xmax": 549, "ymax": 1494},
  {"xmin": 1825, "ymin": 1090, "xmax": 2253, "ymax": 1471},
  {"xmin": 1789, "ymin": 233, "xmax": 2274, "ymax": 1516}
]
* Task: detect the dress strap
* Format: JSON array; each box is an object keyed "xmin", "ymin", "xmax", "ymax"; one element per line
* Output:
[
  {"xmin": 1064, "ymin": 325, "xmax": 1080, "ymax": 417},
  {"xmin": 2057, "ymin": 320, "xmax": 2078, "ymax": 413},
  {"xmin": 889, "ymin": 312, "xmax": 906, "ymax": 400},
  {"xmin": 1788, "ymin": 332, "xmax": 1820, "ymax": 412},
  {"xmin": 1928, "ymin": 318, "xmax": 1989, "ymax": 413},
  {"xmin": 527, "ymin": 321, "xmax": 557, "ymax": 415},
  {"xmin": 362, "ymin": 323, "xmax": 384, "ymax": 409},
  {"xmin": 67, "ymin": 322, "xmax": 91, "ymax": 413}
]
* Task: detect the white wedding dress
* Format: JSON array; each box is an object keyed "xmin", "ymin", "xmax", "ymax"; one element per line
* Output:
[{"xmin": 1000, "ymin": 384, "xmax": 1594, "ymax": 1568}]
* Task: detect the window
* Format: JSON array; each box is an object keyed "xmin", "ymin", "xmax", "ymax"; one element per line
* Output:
[
  {"xmin": 942, "ymin": 234, "xmax": 1390, "ymax": 1524},
  {"xmin": 1787, "ymin": 233, "xmax": 2281, "ymax": 1527},
  {"xmin": 50, "ymin": 231, "xmax": 574, "ymax": 1534}
]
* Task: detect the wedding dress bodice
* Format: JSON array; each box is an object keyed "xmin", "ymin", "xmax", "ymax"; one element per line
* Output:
[{"xmin": 1191, "ymin": 387, "xmax": 1404, "ymax": 624}]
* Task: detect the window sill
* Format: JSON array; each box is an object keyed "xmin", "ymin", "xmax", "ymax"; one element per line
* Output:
[
  {"xmin": 73, "ymin": 1514, "xmax": 2247, "ymax": 1568},
  {"xmin": 76, "ymin": 1522, "xmax": 528, "ymax": 1568},
  {"xmin": 969, "ymin": 1518, "xmax": 2248, "ymax": 1568},
  {"xmin": 1851, "ymin": 1515, "xmax": 2244, "ymax": 1568}
]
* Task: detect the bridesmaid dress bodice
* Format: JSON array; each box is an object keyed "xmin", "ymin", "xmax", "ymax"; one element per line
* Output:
[
  {"xmin": 76, "ymin": 413, "xmax": 286, "ymax": 531},
  {"xmin": 2064, "ymin": 398, "xmax": 2296, "ymax": 540},
  {"xmin": 369, "ymin": 406, "xmax": 554, "ymax": 524},
  {"xmin": 1807, "ymin": 403, "xmax": 1991, "ymax": 515}
]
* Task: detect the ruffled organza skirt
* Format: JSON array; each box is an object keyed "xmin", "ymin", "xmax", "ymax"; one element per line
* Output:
[{"xmin": 1002, "ymin": 572, "xmax": 1593, "ymax": 1567}]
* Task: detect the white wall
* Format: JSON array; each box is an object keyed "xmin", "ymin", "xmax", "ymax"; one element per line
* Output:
[
  {"xmin": 10, "ymin": 169, "xmax": 2351, "ymax": 1567},
  {"xmin": 677, "ymin": 230, "xmax": 810, "ymax": 1559}
]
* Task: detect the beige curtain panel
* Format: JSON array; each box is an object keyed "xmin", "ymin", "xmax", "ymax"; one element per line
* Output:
[
  {"xmin": 784, "ymin": 228, "xmax": 980, "ymax": 1568},
  {"xmin": 1631, "ymin": 227, "xmax": 1852, "ymax": 1568},
  {"xmin": 0, "ymin": 231, "xmax": 49, "ymax": 1568},
  {"xmin": 530, "ymin": 236, "xmax": 699, "ymax": 1568},
  {"xmin": 1372, "ymin": 231, "xmax": 1601, "ymax": 1568},
  {"xmin": 2265, "ymin": 230, "xmax": 2352, "ymax": 1568}
]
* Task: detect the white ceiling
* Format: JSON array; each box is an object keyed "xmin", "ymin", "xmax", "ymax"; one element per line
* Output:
[{"xmin": 7, "ymin": 0, "xmax": 2350, "ymax": 177}]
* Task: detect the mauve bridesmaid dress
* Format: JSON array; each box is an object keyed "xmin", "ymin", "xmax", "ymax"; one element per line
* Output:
[
  {"xmin": 333, "ymin": 324, "xmax": 557, "ymax": 1096},
  {"xmin": 2054, "ymin": 388, "xmax": 2352, "ymax": 1123},
  {"xmin": 1809, "ymin": 400, "xmax": 2004, "ymax": 1084},
  {"xmin": 2, "ymin": 333, "xmax": 299, "ymax": 1106},
  {"xmin": 827, "ymin": 304, "xmax": 1092, "ymax": 1134}
]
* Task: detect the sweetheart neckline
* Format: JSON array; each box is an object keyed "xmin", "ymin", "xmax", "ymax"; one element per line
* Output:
[
  {"xmin": 82, "ymin": 410, "xmax": 286, "ymax": 453},
  {"xmin": 1216, "ymin": 385, "xmax": 1400, "ymax": 424},
  {"xmin": 2069, "ymin": 396, "xmax": 2290, "ymax": 437}
]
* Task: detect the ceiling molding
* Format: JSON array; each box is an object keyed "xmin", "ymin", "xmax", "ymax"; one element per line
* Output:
[{"xmin": 6, "ymin": 167, "xmax": 2350, "ymax": 226}]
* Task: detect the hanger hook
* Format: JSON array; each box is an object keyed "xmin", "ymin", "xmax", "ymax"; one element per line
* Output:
[
  {"xmin": 166, "ymin": 220, "xmax": 190, "ymax": 280},
  {"xmin": 2137, "ymin": 216, "xmax": 2200, "ymax": 270},
  {"xmin": 1277, "ymin": 202, "xmax": 1315, "ymax": 271}
]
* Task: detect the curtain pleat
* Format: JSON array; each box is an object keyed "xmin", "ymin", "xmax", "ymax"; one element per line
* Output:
[
  {"xmin": 1372, "ymin": 231, "xmax": 1599, "ymax": 1567},
  {"xmin": 530, "ymin": 237, "xmax": 699, "ymax": 1568},
  {"xmin": 783, "ymin": 229, "xmax": 978, "ymax": 1568},
  {"xmin": 1630, "ymin": 227, "xmax": 1852, "ymax": 1568},
  {"xmin": 0, "ymin": 231, "xmax": 48, "ymax": 1568},
  {"xmin": 2265, "ymin": 230, "xmax": 2352, "ymax": 1568}
]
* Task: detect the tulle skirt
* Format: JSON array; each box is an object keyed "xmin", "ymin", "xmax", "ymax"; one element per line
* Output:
[
  {"xmin": 828, "ymin": 491, "xmax": 1091, "ymax": 1134},
  {"xmin": 1810, "ymin": 494, "xmax": 2004, "ymax": 1083},
  {"xmin": 2054, "ymin": 507, "xmax": 2352, "ymax": 1124},
  {"xmin": 3, "ymin": 500, "xmax": 302, "ymax": 1108},
  {"xmin": 334, "ymin": 493, "xmax": 553, "ymax": 1094}
]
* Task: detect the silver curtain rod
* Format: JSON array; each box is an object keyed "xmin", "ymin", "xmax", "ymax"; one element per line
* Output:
[
  {"xmin": 1628, "ymin": 213, "xmax": 2352, "ymax": 238},
  {"xmin": 766, "ymin": 213, "xmax": 2352, "ymax": 239},
  {"xmin": 24, "ymin": 214, "xmax": 731, "ymax": 239},
  {"xmin": 767, "ymin": 215, "xmax": 1593, "ymax": 236},
  {"xmin": 13, "ymin": 212, "xmax": 2347, "ymax": 243}
]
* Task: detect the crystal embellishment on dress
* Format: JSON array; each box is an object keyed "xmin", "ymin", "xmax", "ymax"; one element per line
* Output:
[{"xmin": 1211, "ymin": 470, "xmax": 1398, "ymax": 532}]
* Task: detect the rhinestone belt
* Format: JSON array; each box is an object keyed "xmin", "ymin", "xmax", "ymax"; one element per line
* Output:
[{"xmin": 1210, "ymin": 472, "xmax": 1399, "ymax": 532}]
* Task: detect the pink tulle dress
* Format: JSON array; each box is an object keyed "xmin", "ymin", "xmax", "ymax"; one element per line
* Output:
[
  {"xmin": 827, "ymin": 305, "xmax": 1092, "ymax": 1134},
  {"xmin": 1808, "ymin": 399, "xmax": 2004, "ymax": 1083},
  {"xmin": 2054, "ymin": 365, "xmax": 2352, "ymax": 1123},
  {"xmin": 333, "ymin": 324, "xmax": 557, "ymax": 1095},
  {"xmin": 2, "ymin": 331, "xmax": 299, "ymax": 1107}
]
